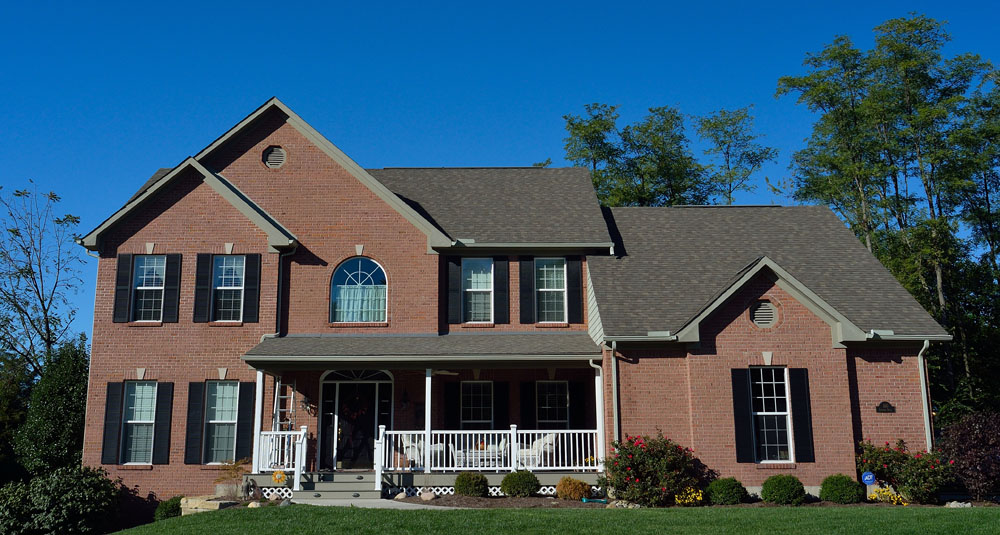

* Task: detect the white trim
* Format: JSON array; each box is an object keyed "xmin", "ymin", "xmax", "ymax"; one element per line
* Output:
[
  {"xmin": 461, "ymin": 258, "xmax": 494, "ymax": 324},
  {"xmin": 211, "ymin": 255, "xmax": 245, "ymax": 322},
  {"xmin": 203, "ymin": 380, "xmax": 240, "ymax": 464},
  {"xmin": 749, "ymin": 367, "xmax": 795, "ymax": 464},
  {"xmin": 534, "ymin": 258, "xmax": 568, "ymax": 323},
  {"xmin": 317, "ymin": 370, "xmax": 394, "ymax": 471},
  {"xmin": 460, "ymin": 380, "xmax": 494, "ymax": 429},
  {"xmin": 131, "ymin": 255, "xmax": 166, "ymax": 322},
  {"xmin": 121, "ymin": 381, "xmax": 157, "ymax": 464}
]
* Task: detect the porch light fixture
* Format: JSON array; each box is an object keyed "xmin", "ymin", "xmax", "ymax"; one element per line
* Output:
[
  {"xmin": 300, "ymin": 396, "xmax": 316, "ymax": 416},
  {"xmin": 400, "ymin": 390, "xmax": 410, "ymax": 410}
]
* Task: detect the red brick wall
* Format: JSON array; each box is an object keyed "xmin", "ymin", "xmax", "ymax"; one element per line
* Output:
[{"xmin": 608, "ymin": 273, "xmax": 928, "ymax": 488}]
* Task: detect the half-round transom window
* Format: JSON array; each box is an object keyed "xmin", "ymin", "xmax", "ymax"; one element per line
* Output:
[
  {"xmin": 330, "ymin": 257, "xmax": 387, "ymax": 322},
  {"xmin": 750, "ymin": 300, "xmax": 777, "ymax": 328}
]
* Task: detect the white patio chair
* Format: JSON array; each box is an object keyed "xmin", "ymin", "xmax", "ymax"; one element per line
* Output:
[{"xmin": 517, "ymin": 433, "xmax": 555, "ymax": 469}]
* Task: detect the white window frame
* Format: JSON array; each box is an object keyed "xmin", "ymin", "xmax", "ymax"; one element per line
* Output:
[
  {"xmin": 212, "ymin": 255, "xmax": 245, "ymax": 322},
  {"xmin": 536, "ymin": 380, "xmax": 569, "ymax": 429},
  {"xmin": 121, "ymin": 381, "xmax": 157, "ymax": 465},
  {"xmin": 329, "ymin": 256, "xmax": 389, "ymax": 323},
  {"xmin": 749, "ymin": 366, "xmax": 796, "ymax": 464},
  {"xmin": 132, "ymin": 255, "xmax": 166, "ymax": 322},
  {"xmin": 204, "ymin": 380, "xmax": 240, "ymax": 464},
  {"xmin": 534, "ymin": 257, "xmax": 567, "ymax": 323},
  {"xmin": 461, "ymin": 258, "xmax": 494, "ymax": 324},
  {"xmin": 460, "ymin": 381, "xmax": 494, "ymax": 430}
]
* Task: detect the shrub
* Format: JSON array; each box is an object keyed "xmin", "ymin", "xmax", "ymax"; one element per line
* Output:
[
  {"xmin": 14, "ymin": 338, "xmax": 89, "ymax": 475},
  {"xmin": 599, "ymin": 433, "xmax": 709, "ymax": 507},
  {"xmin": 819, "ymin": 474, "xmax": 864, "ymax": 504},
  {"xmin": 454, "ymin": 472, "xmax": 489, "ymax": 498},
  {"xmin": 500, "ymin": 471, "xmax": 539, "ymax": 497},
  {"xmin": 154, "ymin": 496, "xmax": 183, "ymax": 521},
  {"xmin": 856, "ymin": 438, "xmax": 952, "ymax": 504},
  {"xmin": 705, "ymin": 477, "xmax": 748, "ymax": 505},
  {"xmin": 939, "ymin": 411, "xmax": 1000, "ymax": 501},
  {"xmin": 760, "ymin": 474, "xmax": 805, "ymax": 505},
  {"xmin": 0, "ymin": 481, "xmax": 31, "ymax": 535},
  {"xmin": 674, "ymin": 487, "xmax": 703, "ymax": 506},
  {"xmin": 555, "ymin": 477, "xmax": 591, "ymax": 500},
  {"xmin": 27, "ymin": 466, "xmax": 120, "ymax": 534}
]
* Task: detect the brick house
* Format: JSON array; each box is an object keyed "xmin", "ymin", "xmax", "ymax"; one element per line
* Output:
[{"xmin": 77, "ymin": 98, "xmax": 949, "ymax": 500}]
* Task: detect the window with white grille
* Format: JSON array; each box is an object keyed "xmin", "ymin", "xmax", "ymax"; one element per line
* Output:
[
  {"xmin": 121, "ymin": 381, "xmax": 157, "ymax": 463},
  {"xmin": 535, "ymin": 258, "xmax": 567, "ymax": 322},
  {"xmin": 750, "ymin": 367, "xmax": 793, "ymax": 462},
  {"xmin": 536, "ymin": 381, "xmax": 569, "ymax": 429},
  {"xmin": 132, "ymin": 255, "xmax": 166, "ymax": 321},
  {"xmin": 213, "ymin": 255, "xmax": 245, "ymax": 321},
  {"xmin": 204, "ymin": 381, "xmax": 239, "ymax": 463},
  {"xmin": 461, "ymin": 381, "xmax": 493, "ymax": 430},
  {"xmin": 462, "ymin": 259, "xmax": 493, "ymax": 323}
]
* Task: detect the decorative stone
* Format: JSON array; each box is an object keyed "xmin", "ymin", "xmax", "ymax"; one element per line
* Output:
[
  {"xmin": 180, "ymin": 496, "xmax": 239, "ymax": 516},
  {"xmin": 248, "ymin": 501, "xmax": 261, "ymax": 508},
  {"xmin": 270, "ymin": 492, "xmax": 282, "ymax": 501},
  {"xmin": 420, "ymin": 491, "xmax": 437, "ymax": 501},
  {"xmin": 279, "ymin": 498, "xmax": 292, "ymax": 507},
  {"xmin": 946, "ymin": 501, "xmax": 972, "ymax": 508},
  {"xmin": 393, "ymin": 492, "xmax": 408, "ymax": 501}
]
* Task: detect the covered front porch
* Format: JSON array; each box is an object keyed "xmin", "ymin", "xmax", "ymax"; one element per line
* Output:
[{"xmin": 242, "ymin": 334, "xmax": 607, "ymax": 492}]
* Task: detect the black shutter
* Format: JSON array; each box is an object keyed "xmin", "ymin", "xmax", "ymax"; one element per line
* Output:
[
  {"xmin": 493, "ymin": 257, "xmax": 509, "ymax": 324},
  {"xmin": 567, "ymin": 256, "xmax": 583, "ymax": 324},
  {"xmin": 184, "ymin": 382, "xmax": 205, "ymax": 464},
  {"xmin": 101, "ymin": 382, "xmax": 124, "ymax": 464},
  {"xmin": 243, "ymin": 254, "xmax": 261, "ymax": 323},
  {"xmin": 569, "ymin": 381, "xmax": 587, "ymax": 429},
  {"xmin": 235, "ymin": 382, "xmax": 256, "ymax": 460},
  {"xmin": 731, "ymin": 369, "xmax": 755, "ymax": 463},
  {"xmin": 519, "ymin": 257, "xmax": 534, "ymax": 324},
  {"xmin": 444, "ymin": 382, "xmax": 460, "ymax": 430},
  {"xmin": 193, "ymin": 254, "xmax": 212, "ymax": 323},
  {"xmin": 447, "ymin": 257, "xmax": 462, "ymax": 324},
  {"xmin": 113, "ymin": 255, "xmax": 133, "ymax": 323},
  {"xmin": 162, "ymin": 254, "xmax": 182, "ymax": 323},
  {"xmin": 494, "ymin": 382, "xmax": 510, "ymax": 428},
  {"xmin": 152, "ymin": 382, "xmax": 174, "ymax": 464},
  {"xmin": 789, "ymin": 368, "xmax": 815, "ymax": 463},
  {"xmin": 519, "ymin": 381, "xmax": 536, "ymax": 429}
]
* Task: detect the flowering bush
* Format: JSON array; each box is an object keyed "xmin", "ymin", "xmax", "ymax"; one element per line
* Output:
[
  {"xmin": 938, "ymin": 411, "xmax": 1000, "ymax": 501},
  {"xmin": 598, "ymin": 433, "xmax": 708, "ymax": 507},
  {"xmin": 869, "ymin": 486, "xmax": 907, "ymax": 506},
  {"xmin": 674, "ymin": 487, "xmax": 703, "ymax": 506},
  {"xmin": 856, "ymin": 439, "xmax": 952, "ymax": 504}
]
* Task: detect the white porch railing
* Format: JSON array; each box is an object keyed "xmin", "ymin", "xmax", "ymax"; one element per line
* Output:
[
  {"xmin": 254, "ymin": 426, "xmax": 307, "ymax": 491},
  {"xmin": 375, "ymin": 425, "xmax": 601, "ymax": 488}
]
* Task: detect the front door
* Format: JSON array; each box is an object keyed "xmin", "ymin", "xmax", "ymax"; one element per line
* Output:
[{"xmin": 336, "ymin": 383, "xmax": 377, "ymax": 469}]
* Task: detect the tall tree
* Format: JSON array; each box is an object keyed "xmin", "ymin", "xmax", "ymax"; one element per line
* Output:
[
  {"xmin": 564, "ymin": 105, "xmax": 708, "ymax": 206},
  {"xmin": 0, "ymin": 186, "xmax": 83, "ymax": 379},
  {"xmin": 695, "ymin": 106, "xmax": 778, "ymax": 205}
]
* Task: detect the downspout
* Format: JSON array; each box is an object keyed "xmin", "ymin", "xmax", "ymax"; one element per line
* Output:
[
  {"xmin": 609, "ymin": 340, "xmax": 620, "ymax": 442},
  {"xmin": 261, "ymin": 246, "xmax": 298, "ymax": 342},
  {"xmin": 917, "ymin": 339, "xmax": 933, "ymax": 451},
  {"xmin": 588, "ymin": 358, "xmax": 606, "ymax": 468}
]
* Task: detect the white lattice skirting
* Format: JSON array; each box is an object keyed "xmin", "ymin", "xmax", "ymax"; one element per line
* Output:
[
  {"xmin": 260, "ymin": 487, "xmax": 293, "ymax": 500},
  {"xmin": 387, "ymin": 485, "xmax": 600, "ymax": 497}
]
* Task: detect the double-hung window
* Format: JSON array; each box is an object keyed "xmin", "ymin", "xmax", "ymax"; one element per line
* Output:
[
  {"xmin": 750, "ymin": 367, "xmax": 793, "ymax": 462},
  {"xmin": 213, "ymin": 255, "xmax": 245, "ymax": 321},
  {"xmin": 204, "ymin": 381, "xmax": 239, "ymax": 463},
  {"xmin": 460, "ymin": 381, "xmax": 493, "ymax": 430},
  {"xmin": 132, "ymin": 255, "xmax": 166, "ymax": 321},
  {"xmin": 462, "ymin": 258, "xmax": 493, "ymax": 323},
  {"xmin": 535, "ymin": 258, "xmax": 567, "ymax": 322},
  {"xmin": 121, "ymin": 381, "xmax": 157, "ymax": 463},
  {"xmin": 536, "ymin": 381, "xmax": 569, "ymax": 429}
]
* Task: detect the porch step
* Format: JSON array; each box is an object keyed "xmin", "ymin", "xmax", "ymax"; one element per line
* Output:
[
  {"xmin": 298, "ymin": 480, "xmax": 381, "ymax": 492},
  {"xmin": 293, "ymin": 489, "xmax": 383, "ymax": 500},
  {"xmin": 301, "ymin": 471, "xmax": 378, "ymax": 484}
]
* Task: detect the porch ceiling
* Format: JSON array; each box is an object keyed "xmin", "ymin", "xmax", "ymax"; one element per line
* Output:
[{"xmin": 243, "ymin": 332, "xmax": 603, "ymax": 370}]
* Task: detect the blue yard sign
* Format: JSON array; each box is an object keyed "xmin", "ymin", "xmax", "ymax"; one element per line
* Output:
[{"xmin": 861, "ymin": 471, "xmax": 876, "ymax": 485}]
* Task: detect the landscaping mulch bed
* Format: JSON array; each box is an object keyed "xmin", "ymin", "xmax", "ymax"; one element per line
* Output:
[{"xmin": 401, "ymin": 495, "xmax": 607, "ymax": 508}]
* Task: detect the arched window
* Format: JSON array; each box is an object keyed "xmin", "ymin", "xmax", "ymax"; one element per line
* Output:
[{"xmin": 330, "ymin": 257, "xmax": 387, "ymax": 322}]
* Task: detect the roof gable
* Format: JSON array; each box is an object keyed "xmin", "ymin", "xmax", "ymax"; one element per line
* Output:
[
  {"xmin": 78, "ymin": 158, "xmax": 297, "ymax": 252},
  {"xmin": 194, "ymin": 98, "xmax": 452, "ymax": 249}
]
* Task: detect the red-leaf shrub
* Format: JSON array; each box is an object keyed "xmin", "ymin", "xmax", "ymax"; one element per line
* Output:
[
  {"xmin": 599, "ymin": 433, "xmax": 709, "ymax": 507},
  {"xmin": 939, "ymin": 411, "xmax": 1000, "ymax": 501},
  {"xmin": 856, "ymin": 439, "xmax": 952, "ymax": 504}
]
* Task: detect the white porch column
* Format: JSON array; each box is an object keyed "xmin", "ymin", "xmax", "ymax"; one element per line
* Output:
[
  {"xmin": 593, "ymin": 364, "xmax": 606, "ymax": 470},
  {"xmin": 251, "ymin": 370, "xmax": 264, "ymax": 473},
  {"xmin": 424, "ymin": 368, "xmax": 432, "ymax": 470}
]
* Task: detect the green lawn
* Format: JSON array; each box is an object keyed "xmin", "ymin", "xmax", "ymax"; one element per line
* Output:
[{"xmin": 119, "ymin": 504, "xmax": 1000, "ymax": 535}]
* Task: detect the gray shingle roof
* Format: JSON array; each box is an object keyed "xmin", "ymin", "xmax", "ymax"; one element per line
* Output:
[
  {"xmin": 127, "ymin": 168, "xmax": 173, "ymax": 203},
  {"xmin": 589, "ymin": 206, "xmax": 948, "ymax": 338},
  {"xmin": 246, "ymin": 333, "xmax": 602, "ymax": 357},
  {"xmin": 368, "ymin": 168, "xmax": 612, "ymax": 245}
]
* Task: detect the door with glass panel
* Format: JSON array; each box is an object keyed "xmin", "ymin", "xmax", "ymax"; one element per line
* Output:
[{"xmin": 318, "ymin": 371, "xmax": 392, "ymax": 471}]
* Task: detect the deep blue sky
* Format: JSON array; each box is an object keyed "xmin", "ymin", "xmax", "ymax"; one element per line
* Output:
[{"xmin": 2, "ymin": 1, "xmax": 997, "ymax": 341}]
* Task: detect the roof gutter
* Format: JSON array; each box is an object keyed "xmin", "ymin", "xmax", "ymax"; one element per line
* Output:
[
  {"xmin": 865, "ymin": 329, "xmax": 952, "ymax": 342},
  {"xmin": 243, "ymin": 354, "xmax": 602, "ymax": 363},
  {"xmin": 604, "ymin": 331, "xmax": 678, "ymax": 343}
]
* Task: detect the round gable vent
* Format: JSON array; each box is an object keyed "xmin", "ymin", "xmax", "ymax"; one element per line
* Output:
[
  {"xmin": 750, "ymin": 300, "xmax": 777, "ymax": 328},
  {"xmin": 263, "ymin": 146, "xmax": 286, "ymax": 168}
]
